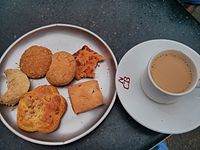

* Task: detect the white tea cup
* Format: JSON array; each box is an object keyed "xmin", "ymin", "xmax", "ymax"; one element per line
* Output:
[{"xmin": 146, "ymin": 49, "xmax": 200, "ymax": 103}]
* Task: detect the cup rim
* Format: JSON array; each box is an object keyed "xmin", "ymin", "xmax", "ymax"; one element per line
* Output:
[{"xmin": 148, "ymin": 49, "xmax": 199, "ymax": 96}]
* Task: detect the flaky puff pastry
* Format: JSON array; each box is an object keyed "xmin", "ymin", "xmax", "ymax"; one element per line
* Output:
[
  {"xmin": 17, "ymin": 85, "xmax": 67, "ymax": 133},
  {"xmin": 68, "ymin": 80, "xmax": 104, "ymax": 114}
]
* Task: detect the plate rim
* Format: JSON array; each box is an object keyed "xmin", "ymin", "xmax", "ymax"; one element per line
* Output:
[
  {"xmin": 115, "ymin": 39, "xmax": 200, "ymax": 134},
  {"xmin": 0, "ymin": 23, "xmax": 117, "ymax": 145}
]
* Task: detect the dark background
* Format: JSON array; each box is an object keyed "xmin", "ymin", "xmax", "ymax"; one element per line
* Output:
[{"xmin": 0, "ymin": 0, "xmax": 200, "ymax": 149}]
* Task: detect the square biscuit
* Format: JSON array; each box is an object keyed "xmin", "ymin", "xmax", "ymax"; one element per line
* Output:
[{"xmin": 68, "ymin": 80, "xmax": 104, "ymax": 114}]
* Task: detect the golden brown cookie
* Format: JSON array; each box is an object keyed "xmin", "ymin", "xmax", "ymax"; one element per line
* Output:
[
  {"xmin": 17, "ymin": 85, "xmax": 67, "ymax": 133},
  {"xmin": 20, "ymin": 45, "xmax": 52, "ymax": 79},
  {"xmin": 46, "ymin": 51, "xmax": 76, "ymax": 86},
  {"xmin": 73, "ymin": 45, "xmax": 104, "ymax": 80},
  {"xmin": 0, "ymin": 69, "xmax": 30, "ymax": 106},
  {"xmin": 68, "ymin": 80, "xmax": 104, "ymax": 114}
]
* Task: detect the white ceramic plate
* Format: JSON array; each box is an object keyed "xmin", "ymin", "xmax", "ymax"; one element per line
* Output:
[
  {"xmin": 116, "ymin": 39, "xmax": 200, "ymax": 134},
  {"xmin": 0, "ymin": 24, "xmax": 117, "ymax": 145}
]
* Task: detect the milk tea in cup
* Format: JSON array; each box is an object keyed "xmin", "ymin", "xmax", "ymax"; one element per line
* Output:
[{"xmin": 148, "ymin": 50, "xmax": 198, "ymax": 96}]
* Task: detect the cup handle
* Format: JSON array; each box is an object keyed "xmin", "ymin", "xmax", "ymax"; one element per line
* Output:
[{"xmin": 196, "ymin": 79, "xmax": 200, "ymax": 88}]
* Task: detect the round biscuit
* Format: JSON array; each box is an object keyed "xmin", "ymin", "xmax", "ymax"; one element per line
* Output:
[
  {"xmin": 46, "ymin": 51, "xmax": 76, "ymax": 86},
  {"xmin": 20, "ymin": 45, "xmax": 52, "ymax": 79}
]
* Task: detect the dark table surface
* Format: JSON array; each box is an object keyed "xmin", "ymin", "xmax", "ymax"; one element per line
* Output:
[{"xmin": 0, "ymin": 0, "xmax": 200, "ymax": 149}]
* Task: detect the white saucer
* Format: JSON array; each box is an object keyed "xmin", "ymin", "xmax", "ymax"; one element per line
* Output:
[{"xmin": 116, "ymin": 39, "xmax": 200, "ymax": 134}]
